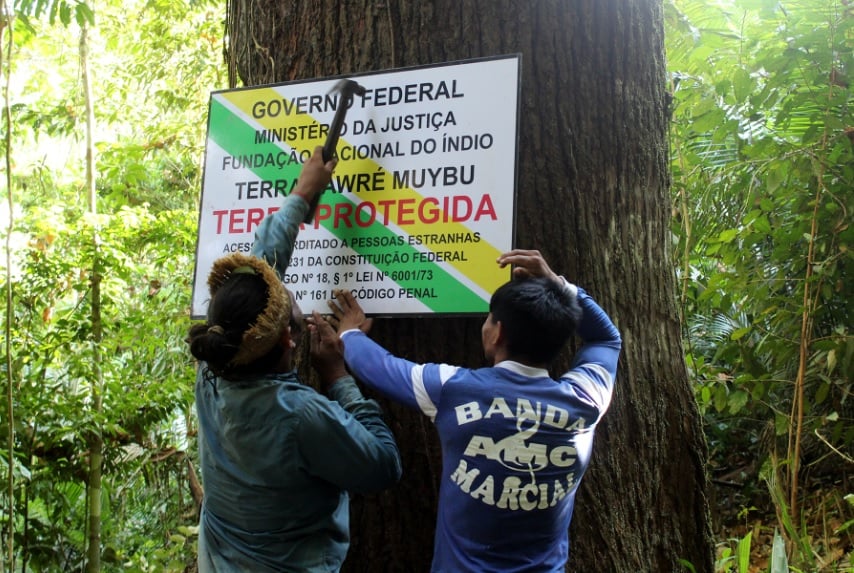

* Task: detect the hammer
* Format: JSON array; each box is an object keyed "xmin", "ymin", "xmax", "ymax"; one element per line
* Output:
[{"xmin": 303, "ymin": 78, "xmax": 367, "ymax": 223}]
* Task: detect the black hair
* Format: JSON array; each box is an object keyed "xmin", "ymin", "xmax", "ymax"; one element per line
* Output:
[
  {"xmin": 489, "ymin": 277, "xmax": 582, "ymax": 365},
  {"xmin": 187, "ymin": 273, "xmax": 284, "ymax": 378}
]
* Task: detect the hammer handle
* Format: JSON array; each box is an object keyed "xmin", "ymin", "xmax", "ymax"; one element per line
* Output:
[
  {"xmin": 322, "ymin": 100, "xmax": 349, "ymax": 162},
  {"xmin": 302, "ymin": 191, "xmax": 322, "ymax": 224},
  {"xmin": 304, "ymin": 96, "xmax": 351, "ymax": 223}
]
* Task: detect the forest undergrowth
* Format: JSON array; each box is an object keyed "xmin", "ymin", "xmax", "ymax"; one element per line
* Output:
[{"xmin": 709, "ymin": 443, "xmax": 853, "ymax": 572}]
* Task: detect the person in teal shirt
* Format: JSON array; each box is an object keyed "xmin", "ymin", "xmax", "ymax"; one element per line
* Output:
[{"xmin": 187, "ymin": 147, "xmax": 402, "ymax": 572}]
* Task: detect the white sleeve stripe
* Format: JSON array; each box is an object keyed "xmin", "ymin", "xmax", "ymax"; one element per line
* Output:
[
  {"xmin": 438, "ymin": 364, "xmax": 459, "ymax": 384},
  {"xmin": 411, "ymin": 364, "xmax": 459, "ymax": 421},
  {"xmin": 411, "ymin": 364, "xmax": 438, "ymax": 420},
  {"xmin": 565, "ymin": 364, "xmax": 614, "ymax": 407},
  {"xmin": 583, "ymin": 363, "xmax": 612, "ymax": 384},
  {"xmin": 558, "ymin": 276, "xmax": 579, "ymax": 298}
]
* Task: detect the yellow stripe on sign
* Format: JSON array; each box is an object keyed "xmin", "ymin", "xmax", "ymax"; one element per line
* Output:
[{"xmin": 220, "ymin": 87, "xmax": 505, "ymax": 294}]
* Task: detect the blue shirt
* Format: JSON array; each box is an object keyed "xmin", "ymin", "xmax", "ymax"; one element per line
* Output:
[{"xmin": 341, "ymin": 285, "xmax": 621, "ymax": 572}]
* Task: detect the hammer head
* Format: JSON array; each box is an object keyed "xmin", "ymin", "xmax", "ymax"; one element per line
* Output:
[{"xmin": 328, "ymin": 78, "xmax": 366, "ymax": 99}]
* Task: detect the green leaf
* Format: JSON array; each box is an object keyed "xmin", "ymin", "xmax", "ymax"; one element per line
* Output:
[
  {"xmin": 177, "ymin": 525, "xmax": 199, "ymax": 536},
  {"xmin": 728, "ymin": 390, "xmax": 749, "ymax": 414},
  {"xmin": 730, "ymin": 327, "xmax": 750, "ymax": 341},
  {"xmin": 700, "ymin": 385, "xmax": 712, "ymax": 405},
  {"xmin": 714, "ymin": 384, "xmax": 729, "ymax": 413},
  {"xmin": 753, "ymin": 214, "xmax": 771, "ymax": 233},
  {"xmin": 826, "ymin": 349, "xmax": 837, "ymax": 373},
  {"xmin": 814, "ymin": 380, "xmax": 829, "ymax": 405},
  {"xmin": 769, "ymin": 530, "xmax": 789, "ymax": 573},
  {"xmin": 736, "ymin": 530, "xmax": 752, "ymax": 573},
  {"xmin": 692, "ymin": 107, "xmax": 727, "ymax": 132},
  {"xmin": 75, "ymin": 3, "xmax": 96, "ymax": 26},
  {"xmin": 59, "ymin": 1, "xmax": 71, "ymax": 25},
  {"xmin": 718, "ymin": 228, "xmax": 739, "ymax": 243},
  {"xmin": 715, "ymin": 79, "xmax": 732, "ymax": 97},
  {"xmin": 774, "ymin": 412, "xmax": 789, "ymax": 436},
  {"xmin": 733, "ymin": 68, "xmax": 753, "ymax": 103}
]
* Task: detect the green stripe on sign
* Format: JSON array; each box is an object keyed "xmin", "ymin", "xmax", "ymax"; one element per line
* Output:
[
  {"xmin": 209, "ymin": 97, "xmax": 304, "ymax": 181},
  {"xmin": 208, "ymin": 96, "xmax": 487, "ymax": 313}
]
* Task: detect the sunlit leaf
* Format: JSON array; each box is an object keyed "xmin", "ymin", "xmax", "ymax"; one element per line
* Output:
[
  {"xmin": 732, "ymin": 68, "xmax": 753, "ymax": 103},
  {"xmin": 718, "ymin": 228, "xmax": 739, "ymax": 243},
  {"xmin": 730, "ymin": 327, "xmax": 750, "ymax": 341}
]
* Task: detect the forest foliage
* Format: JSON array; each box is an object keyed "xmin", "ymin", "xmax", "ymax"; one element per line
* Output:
[
  {"xmin": 667, "ymin": 0, "xmax": 852, "ymax": 569},
  {"xmin": 0, "ymin": 0, "xmax": 851, "ymax": 571}
]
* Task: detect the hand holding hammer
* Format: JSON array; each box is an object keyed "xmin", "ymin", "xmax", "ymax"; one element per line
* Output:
[{"xmin": 303, "ymin": 78, "xmax": 366, "ymax": 223}]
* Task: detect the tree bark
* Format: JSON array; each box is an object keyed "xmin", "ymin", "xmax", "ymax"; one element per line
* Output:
[{"xmin": 225, "ymin": 1, "xmax": 714, "ymax": 571}]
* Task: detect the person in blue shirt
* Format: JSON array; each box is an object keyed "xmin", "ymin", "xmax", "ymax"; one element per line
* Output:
[
  {"xmin": 313, "ymin": 250, "xmax": 621, "ymax": 572},
  {"xmin": 187, "ymin": 147, "xmax": 402, "ymax": 572}
]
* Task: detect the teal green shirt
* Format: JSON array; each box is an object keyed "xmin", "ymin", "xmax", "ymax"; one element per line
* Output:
[
  {"xmin": 196, "ymin": 370, "xmax": 401, "ymax": 572},
  {"xmin": 196, "ymin": 194, "xmax": 401, "ymax": 572}
]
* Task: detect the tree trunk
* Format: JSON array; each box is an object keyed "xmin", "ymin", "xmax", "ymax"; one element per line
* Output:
[
  {"xmin": 225, "ymin": 1, "xmax": 713, "ymax": 571},
  {"xmin": 81, "ymin": 21, "xmax": 104, "ymax": 573}
]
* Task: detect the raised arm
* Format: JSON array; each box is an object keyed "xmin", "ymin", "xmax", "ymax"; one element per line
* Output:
[
  {"xmin": 321, "ymin": 291, "xmax": 447, "ymax": 416},
  {"xmin": 574, "ymin": 288, "xmax": 622, "ymax": 369},
  {"xmin": 563, "ymin": 288, "xmax": 622, "ymax": 413},
  {"xmin": 250, "ymin": 146, "xmax": 335, "ymax": 277}
]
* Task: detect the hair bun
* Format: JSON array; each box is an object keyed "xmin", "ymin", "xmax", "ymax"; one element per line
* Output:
[{"xmin": 206, "ymin": 253, "xmax": 290, "ymax": 366}]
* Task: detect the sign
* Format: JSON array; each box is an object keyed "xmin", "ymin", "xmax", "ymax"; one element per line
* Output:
[{"xmin": 192, "ymin": 55, "xmax": 521, "ymax": 317}]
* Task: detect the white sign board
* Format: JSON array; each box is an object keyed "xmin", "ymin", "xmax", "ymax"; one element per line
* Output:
[{"xmin": 192, "ymin": 55, "xmax": 521, "ymax": 318}]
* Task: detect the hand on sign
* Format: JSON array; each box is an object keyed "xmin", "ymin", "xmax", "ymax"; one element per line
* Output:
[
  {"xmin": 327, "ymin": 289, "xmax": 374, "ymax": 335},
  {"xmin": 497, "ymin": 249, "xmax": 561, "ymax": 284}
]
